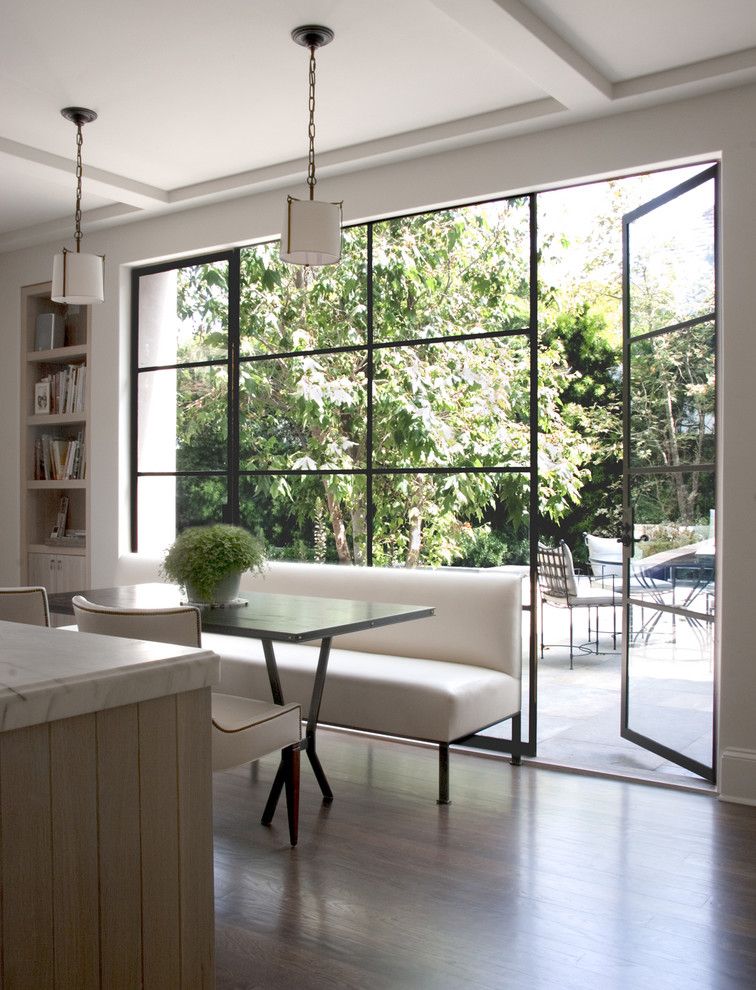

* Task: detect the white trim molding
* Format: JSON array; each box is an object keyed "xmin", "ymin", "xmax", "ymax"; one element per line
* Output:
[{"xmin": 719, "ymin": 748, "xmax": 756, "ymax": 806}]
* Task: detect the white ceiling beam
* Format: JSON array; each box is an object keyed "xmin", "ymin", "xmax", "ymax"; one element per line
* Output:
[
  {"xmin": 615, "ymin": 46, "xmax": 756, "ymax": 101},
  {"xmin": 0, "ymin": 136, "xmax": 168, "ymax": 209},
  {"xmin": 0, "ymin": 203, "xmax": 142, "ymax": 253},
  {"xmin": 167, "ymin": 97, "xmax": 564, "ymax": 206},
  {"xmin": 430, "ymin": 0, "xmax": 612, "ymax": 108}
]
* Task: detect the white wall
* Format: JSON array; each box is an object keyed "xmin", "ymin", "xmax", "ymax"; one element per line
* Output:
[{"xmin": 1, "ymin": 82, "xmax": 755, "ymax": 800}]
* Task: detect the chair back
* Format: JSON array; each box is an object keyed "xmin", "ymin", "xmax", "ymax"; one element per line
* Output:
[
  {"xmin": 584, "ymin": 533, "xmax": 623, "ymax": 579},
  {"xmin": 72, "ymin": 596, "xmax": 201, "ymax": 647},
  {"xmin": 537, "ymin": 542, "xmax": 578, "ymax": 601},
  {"xmin": 0, "ymin": 586, "xmax": 50, "ymax": 627}
]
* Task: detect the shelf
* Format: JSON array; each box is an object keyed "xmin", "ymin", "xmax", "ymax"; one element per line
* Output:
[
  {"xmin": 29, "ymin": 543, "xmax": 87, "ymax": 556},
  {"xmin": 27, "ymin": 412, "xmax": 86, "ymax": 426},
  {"xmin": 27, "ymin": 480, "xmax": 88, "ymax": 490},
  {"xmin": 21, "ymin": 282, "xmax": 91, "ymax": 591},
  {"xmin": 26, "ymin": 344, "xmax": 87, "ymax": 364}
]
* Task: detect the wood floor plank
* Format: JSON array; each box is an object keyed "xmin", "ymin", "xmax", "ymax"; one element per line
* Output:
[{"xmin": 212, "ymin": 730, "xmax": 756, "ymax": 990}]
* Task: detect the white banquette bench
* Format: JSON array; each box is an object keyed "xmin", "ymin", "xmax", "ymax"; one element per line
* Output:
[{"xmin": 113, "ymin": 556, "xmax": 523, "ymax": 803}]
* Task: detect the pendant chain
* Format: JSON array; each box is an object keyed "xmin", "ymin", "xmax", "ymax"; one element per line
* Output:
[
  {"xmin": 307, "ymin": 45, "xmax": 317, "ymax": 200},
  {"xmin": 74, "ymin": 123, "xmax": 84, "ymax": 252}
]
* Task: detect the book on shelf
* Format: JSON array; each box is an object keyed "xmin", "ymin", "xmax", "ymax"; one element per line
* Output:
[
  {"xmin": 34, "ymin": 431, "xmax": 86, "ymax": 481},
  {"xmin": 50, "ymin": 495, "xmax": 69, "ymax": 540},
  {"xmin": 35, "ymin": 364, "xmax": 86, "ymax": 416}
]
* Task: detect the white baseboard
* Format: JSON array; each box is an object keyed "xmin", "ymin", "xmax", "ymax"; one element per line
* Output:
[{"xmin": 718, "ymin": 748, "xmax": 756, "ymax": 805}]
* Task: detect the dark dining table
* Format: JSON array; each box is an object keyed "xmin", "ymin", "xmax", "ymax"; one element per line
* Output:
[{"xmin": 48, "ymin": 583, "xmax": 435, "ymax": 806}]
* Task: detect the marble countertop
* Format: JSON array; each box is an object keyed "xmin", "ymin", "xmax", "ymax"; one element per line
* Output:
[{"xmin": 0, "ymin": 621, "xmax": 220, "ymax": 732}]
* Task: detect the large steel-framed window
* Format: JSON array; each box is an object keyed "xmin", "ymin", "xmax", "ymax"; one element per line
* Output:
[{"xmin": 131, "ymin": 194, "xmax": 539, "ymax": 755}]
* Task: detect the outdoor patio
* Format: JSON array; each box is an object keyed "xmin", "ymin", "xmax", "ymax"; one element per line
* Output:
[{"xmin": 482, "ymin": 595, "xmax": 714, "ymax": 789}]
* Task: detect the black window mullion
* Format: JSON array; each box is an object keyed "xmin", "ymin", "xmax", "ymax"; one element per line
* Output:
[
  {"xmin": 130, "ymin": 267, "xmax": 140, "ymax": 551},
  {"xmin": 227, "ymin": 249, "xmax": 241, "ymax": 524},
  {"xmin": 366, "ymin": 223, "xmax": 374, "ymax": 567}
]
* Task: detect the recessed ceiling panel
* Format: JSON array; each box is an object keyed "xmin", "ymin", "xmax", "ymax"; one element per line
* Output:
[
  {"xmin": 0, "ymin": 0, "xmax": 545, "ymax": 191},
  {"xmin": 0, "ymin": 154, "xmax": 113, "ymax": 236},
  {"xmin": 522, "ymin": 0, "xmax": 756, "ymax": 81}
]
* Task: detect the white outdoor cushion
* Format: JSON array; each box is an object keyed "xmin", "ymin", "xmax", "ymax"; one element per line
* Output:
[
  {"xmin": 204, "ymin": 633, "xmax": 520, "ymax": 743},
  {"xmin": 559, "ymin": 543, "xmax": 580, "ymax": 597},
  {"xmin": 585, "ymin": 534, "xmax": 623, "ymax": 579},
  {"xmin": 211, "ymin": 695, "xmax": 301, "ymax": 770}
]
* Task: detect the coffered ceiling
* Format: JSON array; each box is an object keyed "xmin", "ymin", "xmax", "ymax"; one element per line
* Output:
[{"xmin": 1, "ymin": 0, "xmax": 755, "ymax": 251}]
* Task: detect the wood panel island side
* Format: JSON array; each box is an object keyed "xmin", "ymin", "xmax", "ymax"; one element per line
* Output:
[{"xmin": 0, "ymin": 620, "xmax": 219, "ymax": 989}]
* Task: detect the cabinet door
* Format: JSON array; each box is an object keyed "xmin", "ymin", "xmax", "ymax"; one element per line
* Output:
[
  {"xmin": 56, "ymin": 554, "xmax": 87, "ymax": 593},
  {"xmin": 28, "ymin": 552, "xmax": 56, "ymax": 592}
]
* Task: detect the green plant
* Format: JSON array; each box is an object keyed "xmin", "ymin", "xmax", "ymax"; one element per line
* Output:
[{"xmin": 162, "ymin": 524, "xmax": 266, "ymax": 601}]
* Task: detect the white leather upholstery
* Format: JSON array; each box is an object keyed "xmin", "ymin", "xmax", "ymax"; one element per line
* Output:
[
  {"xmin": 206, "ymin": 634, "xmax": 519, "ymax": 742},
  {"xmin": 0, "ymin": 586, "xmax": 50, "ymax": 627},
  {"xmin": 114, "ymin": 555, "xmax": 523, "ymax": 745},
  {"xmin": 211, "ymin": 695, "xmax": 301, "ymax": 770}
]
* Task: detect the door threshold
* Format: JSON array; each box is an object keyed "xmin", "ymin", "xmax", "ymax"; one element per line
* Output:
[{"xmin": 522, "ymin": 754, "xmax": 716, "ymax": 794}]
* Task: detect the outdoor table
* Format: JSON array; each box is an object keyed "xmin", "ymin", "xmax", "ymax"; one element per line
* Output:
[{"xmin": 48, "ymin": 583, "xmax": 434, "ymax": 807}]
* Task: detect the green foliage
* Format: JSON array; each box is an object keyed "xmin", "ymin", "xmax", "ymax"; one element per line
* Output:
[
  {"xmin": 452, "ymin": 526, "xmax": 530, "ymax": 568},
  {"xmin": 160, "ymin": 174, "xmax": 714, "ymax": 567},
  {"xmin": 170, "ymin": 201, "xmax": 595, "ymax": 566},
  {"xmin": 162, "ymin": 524, "xmax": 266, "ymax": 601}
]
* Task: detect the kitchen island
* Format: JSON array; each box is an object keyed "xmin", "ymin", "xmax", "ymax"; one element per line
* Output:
[{"xmin": 0, "ymin": 620, "xmax": 219, "ymax": 989}]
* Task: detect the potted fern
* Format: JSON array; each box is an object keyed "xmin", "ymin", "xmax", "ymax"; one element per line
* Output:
[{"xmin": 162, "ymin": 524, "xmax": 266, "ymax": 605}]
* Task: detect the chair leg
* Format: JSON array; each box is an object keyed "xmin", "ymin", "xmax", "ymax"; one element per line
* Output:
[
  {"xmin": 261, "ymin": 760, "xmax": 286, "ymax": 827},
  {"xmin": 569, "ymin": 609, "xmax": 574, "ymax": 670},
  {"xmin": 283, "ymin": 745, "xmax": 300, "ymax": 847},
  {"xmin": 437, "ymin": 743, "xmax": 450, "ymax": 805},
  {"xmin": 510, "ymin": 712, "xmax": 522, "ymax": 766},
  {"xmin": 540, "ymin": 598, "xmax": 544, "ymax": 659}
]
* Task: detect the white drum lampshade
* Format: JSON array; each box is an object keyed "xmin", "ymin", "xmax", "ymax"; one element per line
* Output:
[
  {"xmin": 280, "ymin": 196, "xmax": 342, "ymax": 267},
  {"xmin": 51, "ymin": 250, "xmax": 104, "ymax": 305}
]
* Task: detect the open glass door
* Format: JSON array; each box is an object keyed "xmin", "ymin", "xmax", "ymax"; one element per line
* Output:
[{"xmin": 620, "ymin": 165, "xmax": 717, "ymax": 781}]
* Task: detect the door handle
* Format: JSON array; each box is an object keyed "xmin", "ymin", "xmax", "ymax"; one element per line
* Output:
[{"xmin": 616, "ymin": 522, "xmax": 649, "ymax": 551}]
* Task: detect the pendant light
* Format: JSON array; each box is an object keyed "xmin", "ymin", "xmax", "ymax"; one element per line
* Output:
[
  {"xmin": 280, "ymin": 25, "xmax": 342, "ymax": 267},
  {"xmin": 51, "ymin": 107, "xmax": 104, "ymax": 305}
]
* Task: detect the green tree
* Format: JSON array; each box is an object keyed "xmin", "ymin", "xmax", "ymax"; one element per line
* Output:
[{"xmin": 173, "ymin": 202, "xmax": 603, "ymax": 565}]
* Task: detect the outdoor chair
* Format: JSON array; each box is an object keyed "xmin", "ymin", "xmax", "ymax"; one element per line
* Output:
[
  {"xmin": 71, "ymin": 595, "xmax": 302, "ymax": 845},
  {"xmin": 0, "ymin": 586, "xmax": 51, "ymax": 626},
  {"xmin": 537, "ymin": 541, "xmax": 617, "ymax": 669},
  {"xmin": 584, "ymin": 532, "xmax": 678, "ymax": 644}
]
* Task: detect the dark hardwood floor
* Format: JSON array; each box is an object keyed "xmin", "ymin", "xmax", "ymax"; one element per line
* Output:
[{"xmin": 213, "ymin": 730, "xmax": 756, "ymax": 990}]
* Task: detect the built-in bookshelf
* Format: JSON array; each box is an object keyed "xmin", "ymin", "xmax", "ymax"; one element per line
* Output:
[{"xmin": 20, "ymin": 283, "xmax": 90, "ymax": 594}]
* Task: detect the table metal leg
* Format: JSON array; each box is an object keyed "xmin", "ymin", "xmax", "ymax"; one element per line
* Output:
[
  {"xmin": 261, "ymin": 636, "xmax": 335, "ymax": 810},
  {"xmin": 305, "ymin": 636, "xmax": 334, "ymax": 802}
]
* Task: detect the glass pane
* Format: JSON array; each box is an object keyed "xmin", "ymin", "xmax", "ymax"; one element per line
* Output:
[
  {"xmin": 373, "ymin": 337, "xmax": 530, "ymax": 468},
  {"xmin": 239, "ymin": 352, "xmax": 367, "ymax": 471},
  {"xmin": 138, "ymin": 366, "xmax": 228, "ymax": 472},
  {"xmin": 373, "ymin": 199, "xmax": 530, "ymax": 343},
  {"xmin": 239, "ymin": 229, "xmax": 367, "ymax": 356},
  {"xmin": 136, "ymin": 475, "xmax": 227, "ymax": 553},
  {"xmin": 138, "ymin": 261, "xmax": 229, "ymax": 367},
  {"xmin": 629, "ymin": 178, "xmax": 714, "ymax": 336},
  {"xmin": 371, "ymin": 472, "xmax": 530, "ymax": 568},
  {"xmin": 239, "ymin": 474, "xmax": 367, "ymax": 564},
  {"xmin": 631, "ymin": 471, "xmax": 715, "ymax": 619},
  {"xmin": 626, "ymin": 601, "xmax": 714, "ymax": 768},
  {"xmin": 630, "ymin": 322, "xmax": 715, "ymax": 468}
]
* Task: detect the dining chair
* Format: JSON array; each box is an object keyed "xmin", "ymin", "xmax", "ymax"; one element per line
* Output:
[
  {"xmin": 0, "ymin": 586, "xmax": 51, "ymax": 626},
  {"xmin": 537, "ymin": 541, "xmax": 617, "ymax": 669},
  {"xmin": 71, "ymin": 595, "xmax": 302, "ymax": 845}
]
